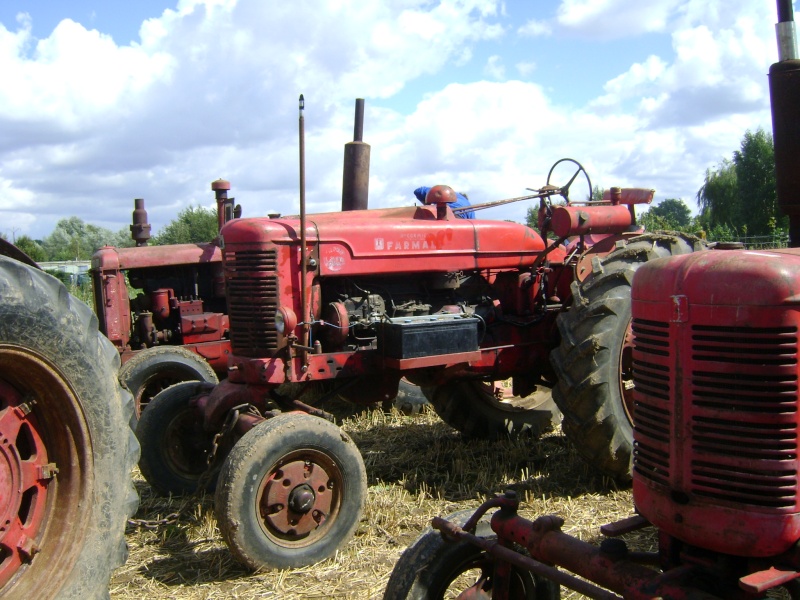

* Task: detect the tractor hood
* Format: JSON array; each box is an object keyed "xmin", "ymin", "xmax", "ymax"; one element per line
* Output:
[{"xmin": 219, "ymin": 205, "xmax": 547, "ymax": 276}]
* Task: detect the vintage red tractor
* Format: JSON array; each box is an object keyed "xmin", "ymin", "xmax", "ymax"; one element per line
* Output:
[
  {"xmin": 90, "ymin": 184, "xmax": 238, "ymax": 422},
  {"xmin": 0, "ymin": 240, "xmax": 138, "ymax": 598},
  {"xmin": 383, "ymin": 2, "xmax": 800, "ymax": 598},
  {"xmin": 133, "ymin": 92, "xmax": 704, "ymax": 569}
]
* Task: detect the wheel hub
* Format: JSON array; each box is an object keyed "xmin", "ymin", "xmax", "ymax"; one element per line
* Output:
[
  {"xmin": 0, "ymin": 380, "xmax": 51, "ymax": 587},
  {"xmin": 260, "ymin": 459, "xmax": 333, "ymax": 537},
  {"xmin": 288, "ymin": 484, "xmax": 315, "ymax": 514}
]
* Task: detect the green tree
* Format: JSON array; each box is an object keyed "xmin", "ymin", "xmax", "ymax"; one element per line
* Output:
[
  {"xmin": 697, "ymin": 158, "xmax": 739, "ymax": 228},
  {"xmin": 697, "ymin": 128, "xmax": 781, "ymax": 237},
  {"xmin": 649, "ymin": 198, "xmax": 692, "ymax": 230},
  {"xmin": 14, "ymin": 235, "xmax": 47, "ymax": 262},
  {"xmin": 733, "ymin": 129, "xmax": 781, "ymax": 235},
  {"xmin": 41, "ymin": 217, "xmax": 123, "ymax": 261},
  {"xmin": 152, "ymin": 206, "xmax": 219, "ymax": 245}
]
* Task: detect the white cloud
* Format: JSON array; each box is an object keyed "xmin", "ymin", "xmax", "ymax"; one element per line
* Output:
[
  {"xmin": 556, "ymin": 0, "xmax": 683, "ymax": 38},
  {"xmin": 0, "ymin": 0, "xmax": 787, "ymax": 240},
  {"xmin": 518, "ymin": 19, "xmax": 550, "ymax": 37},
  {"xmin": 483, "ymin": 55, "xmax": 505, "ymax": 79}
]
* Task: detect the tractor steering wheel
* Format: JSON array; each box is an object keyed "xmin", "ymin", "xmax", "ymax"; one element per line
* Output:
[{"xmin": 546, "ymin": 158, "xmax": 592, "ymax": 205}]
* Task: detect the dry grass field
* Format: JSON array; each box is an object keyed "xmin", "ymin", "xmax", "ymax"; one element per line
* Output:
[{"xmin": 112, "ymin": 405, "xmax": 648, "ymax": 599}]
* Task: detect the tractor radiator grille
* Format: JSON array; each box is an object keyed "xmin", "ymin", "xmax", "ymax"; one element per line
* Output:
[
  {"xmin": 690, "ymin": 325, "xmax": 798, "ymax": 509},
  {"xmin": 225, "ymin": 249, "xmax": 279, "ymax": 357},
  {"xmin": 631, "ymin": 318, "xmax": 672, "ymax": 486},
  {"xmin": 634, "ymin": 319, "xmax": 799, "ymax": 509}
]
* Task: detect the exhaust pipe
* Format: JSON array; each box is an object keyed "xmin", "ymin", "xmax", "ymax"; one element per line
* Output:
[
  {"xmin": 131, "ymin": 198, "xmax": 151, "ymax": 247},
  {"xmin": 769, "ymin": 0, "xmax": 800, "ymax": 246},
  {"xmin": 341, "ymin": 98, "xmax": 370, "ymax": 211}
]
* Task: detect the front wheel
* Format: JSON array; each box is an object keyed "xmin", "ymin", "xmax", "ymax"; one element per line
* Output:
[
  {"xmin": 215, "ymin": 412, "xmax": 367, "ymax": 569},
  {"xmin": 424, "ymin": 379, "xmax": 560, "ymax": 440},
  {"xmin": 136, "ymin": 381, "xmax": 219, "ymax": 496},
  {"xmin": 550, "ymin": 232, "xmax": 705, "ymax": 480},
  {"xmin": 384, "ymin": 509, "xmax": 559, "ymax": 599},
  {"xmin": 119, "ymin": 346, "xmax": 218, "ymax": 425}
]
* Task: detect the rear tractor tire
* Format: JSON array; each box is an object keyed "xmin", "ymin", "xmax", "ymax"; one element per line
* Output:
[
  {"xmin": 215, "ymin": 412, "xmax": 367, "ymax": 569},
  {"xmin": 424, "ymin": 379, "xmax": 560, "ymax": 440},
  {"xmin": 0, "ymin": 256, "xmax": 139, "ymax": 599},
  {"xmin": 119, "ymin": 345, "xmax": 218, "ymax": 425},
  {"xmin": 550, "ymin": 232, "xmax": 705, "ymax": 480}
]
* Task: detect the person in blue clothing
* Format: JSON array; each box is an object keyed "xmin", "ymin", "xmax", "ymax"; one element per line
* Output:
[{"xmin": 413, "ymin": 186, "xmax": 475, "ymax": 219}]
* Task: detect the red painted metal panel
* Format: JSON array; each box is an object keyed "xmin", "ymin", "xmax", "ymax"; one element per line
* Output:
[{"xmin": 631, "ymin": 247, "xmax": 800, "ymax": 557}]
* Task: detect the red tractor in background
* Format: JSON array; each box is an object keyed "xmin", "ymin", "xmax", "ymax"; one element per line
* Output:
[
  {"xmin": 90, "ymin": 184, "xmax": 238, "ymax": 422},
  {"xmin": 383, "ymin": 2, "xmax": 800, "ymax": 599},
  {"xmin": 134, "ymin": 94, "xmax": 704, "ymax": 570}
]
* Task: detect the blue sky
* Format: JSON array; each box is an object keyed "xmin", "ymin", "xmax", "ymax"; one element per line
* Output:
[{"xmin": 0, "ymin": 0, "xmax": 789, "ymax": 240}]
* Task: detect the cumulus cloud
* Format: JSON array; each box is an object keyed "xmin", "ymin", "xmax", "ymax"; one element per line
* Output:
[{"xmin": 0, "ymin": 0, "xmax": 787, "ymax": 240}]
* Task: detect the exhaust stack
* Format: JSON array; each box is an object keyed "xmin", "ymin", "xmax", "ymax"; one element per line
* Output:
[
  {"xmin": 769, "ymin": 0, "xmax": 800, "ymax": 246},
  {"xmin": 341, "ymin": 98, "xmax": 370, "ymax": 211},
  {"xmin": 131, "ymin": 198, "xmax": 151, "ymax": 247}
]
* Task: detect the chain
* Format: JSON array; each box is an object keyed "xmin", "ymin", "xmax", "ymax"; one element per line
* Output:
[{"xmin": 127, "ymin": 512, "xmax": 180, "ymax": 531}]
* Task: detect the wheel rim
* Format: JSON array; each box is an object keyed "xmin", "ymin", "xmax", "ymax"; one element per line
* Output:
[
  {"xmin": 136, "ymin": 370, "xmax": 189, "ymax": 418},
  {"xmin": 430, "ymin": 551, "xmax": 534, "ymax": 598},
  {"xmin": 163, "ymin": 407, "xmax": 213, "ymax": 480},
  {"xmin": 257, "ymin": 449, "xmax": 343, "ymax": 547},
  {"xmin": 619, "ymin": 319, "xmax": 635, "ymax": 425},
  {"xmin": 0, "ymin": 345, "xmax": 91, "ymax": 594}
]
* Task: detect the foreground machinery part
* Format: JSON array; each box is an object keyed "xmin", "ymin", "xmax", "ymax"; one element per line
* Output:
[
  {"xmin": 0, "ymin": 254, "xmax": 139, "ymax": 599},
  {"xmin": 550, "ymin": 232, "xmax": 705, "ymax": 481},
  {"xmin": 214, "ymin": 412, "xmax": 367, "ymax": 569},
  {"xmin": 423, "ymin": 379, "xmax": 560, "ymax": 440},
  {"xmin": 136, "ymin": 380, "xmax": 220, "ymax": 495},
  {"xmin": 384, "ymin": 508, "xmax": 560, "ymax": 600},
  {"xmin": 119, "ymin": 345, "xmax": 219, "ymax": 423}
]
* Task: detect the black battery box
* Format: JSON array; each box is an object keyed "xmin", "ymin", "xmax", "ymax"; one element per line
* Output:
[{"xmin": 377, "ymin": 314, "xmax": 479, "ymax": 360}]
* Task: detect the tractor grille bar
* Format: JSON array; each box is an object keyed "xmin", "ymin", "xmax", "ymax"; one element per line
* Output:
[{"xmin": 225, "ymin": 249, "xmax": 279, "ymax": 357}]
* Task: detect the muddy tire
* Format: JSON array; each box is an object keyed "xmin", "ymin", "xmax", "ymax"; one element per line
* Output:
[
  {"xmin": 423, "ymin": 380, "xmax": 560, "ymax": 440},
  {"xmin": 0, "ymin": 256, "xmax": 139, "ymax": 599},
  {"xmin": 384, "ymin": 509, "xmax": 559, "ymax": 599},
  {"xmin": 136, "ymin": 380, "xmax": 219, "ymax": 496},
  {"xmin": 119, "ymin": 346, "xmax": 218, "ymax": 425},
  {"xmin": 215, "ymin": 412, "xmax": 367, "ymax": 569},
  {"xmin": 551, "ymin": 233, "xmax": 704, "ymax": 480}
]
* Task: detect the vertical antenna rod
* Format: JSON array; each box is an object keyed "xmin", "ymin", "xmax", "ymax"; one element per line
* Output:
[{"xmin": 299, "ymin": 94, "xmax": 309, "ymax": 349}]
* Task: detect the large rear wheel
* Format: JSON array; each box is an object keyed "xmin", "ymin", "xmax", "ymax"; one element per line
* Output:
[
  {"xmin": 551, "ymin": 233, "xmax": 705, "ymax": 480},
  {"xmin": 0, "ymin": 256, "xmax": 139, "ymax": 599}
]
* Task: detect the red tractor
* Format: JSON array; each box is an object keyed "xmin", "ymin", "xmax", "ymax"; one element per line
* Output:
[
  {"xmin": 0, "ymin": 240, "xmax": 138, "ymax": 598},
  {"xmin": 134, "ymin": 95, "xmax": 703, "ymax": 569},
  {"xmin": 90, "ymin": 184, "xmax": 238, "ymax": 423},
  {"xmin": 383, "ymin": 2, "xmax": 800, "ymax": 598}
]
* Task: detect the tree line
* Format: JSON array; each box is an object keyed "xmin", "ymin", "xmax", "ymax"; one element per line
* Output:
[{"xmin": 3, "ymin": 206, "xmax": 220, "ymax": 263}]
